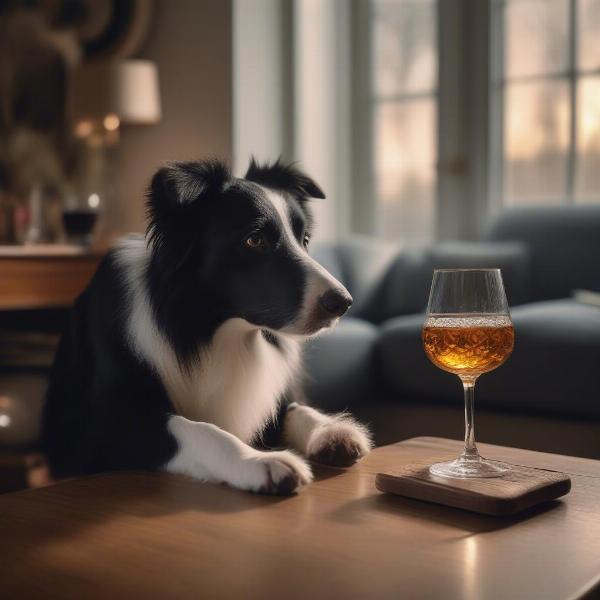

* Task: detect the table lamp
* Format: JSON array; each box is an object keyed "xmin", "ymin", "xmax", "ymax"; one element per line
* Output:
[{"xmin": 67, "ymin": 59, "xmax": 161, "ymax": 244}]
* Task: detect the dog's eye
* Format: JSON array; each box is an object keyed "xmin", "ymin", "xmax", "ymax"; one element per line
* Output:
[
  {"xmin": 303, "ymin": 234, "xmax": 310, "ymax": 249},
  {"xmin": 245, "ymin": 232, "xmax": 267, "ymax": 251}
]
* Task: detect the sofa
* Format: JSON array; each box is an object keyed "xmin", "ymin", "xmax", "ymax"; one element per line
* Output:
[{"xmin": 305, "ymin": 205, "xmax": 600, "ymax": 459}]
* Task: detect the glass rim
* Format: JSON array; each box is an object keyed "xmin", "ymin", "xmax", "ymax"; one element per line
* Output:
[{"xmin": 433, "ymin": 268, "xmax": 502, "ymax": 273}]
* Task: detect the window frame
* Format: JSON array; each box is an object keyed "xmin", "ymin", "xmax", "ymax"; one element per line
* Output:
[
  {"xmin": 489, "ymin": 0, "xmax": 600, "ymax": 207},
  {"xmin": 353, "ymin": 0, "xmax": 440, "ymax": 242},
  {"xmin": 352, "ymin": 0, "xmax": 600, "ymax": 245},
  {"xmin": 353, "ymin": 0, "xmax": 489, "ymax": 242}
]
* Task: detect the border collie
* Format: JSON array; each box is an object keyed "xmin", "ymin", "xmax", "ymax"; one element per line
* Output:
[{"xmin": 42, "ymin": 159, "xmax": 371, "ymax": 495}]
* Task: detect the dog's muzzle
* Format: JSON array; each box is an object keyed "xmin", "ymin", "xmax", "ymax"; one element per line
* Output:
[
  {"xmin": 282, "ymin": 255, "xmax": 354, "ymax": 335},
  {"xmin": 318, "ymin": 288, "xmax": 353, "ymax": 318}
]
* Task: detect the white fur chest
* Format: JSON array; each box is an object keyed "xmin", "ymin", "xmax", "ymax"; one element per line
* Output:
[
  {"xmin": 164, "ymin": 319, "xmax": 301, "ymax": 443},
  {"xmin": 116, "ymin": 238, "xmax": 301, "ymax": 443}
]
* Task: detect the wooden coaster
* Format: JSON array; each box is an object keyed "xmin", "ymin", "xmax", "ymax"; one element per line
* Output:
[{"xmin": 375, "ymin": 461, "xmax": 571, "ymax": 516}]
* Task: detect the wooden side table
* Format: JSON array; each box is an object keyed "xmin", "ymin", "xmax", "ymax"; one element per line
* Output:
[
  {"xmin": 0, "ymin": 245, "xmax": 103, "ymax": 309},
  {"xmin": 0, "ymin": 245, "xmax": 104, "ymax": 490}
]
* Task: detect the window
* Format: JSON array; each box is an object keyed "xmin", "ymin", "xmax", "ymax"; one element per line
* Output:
[
  {"xmin": 370, "ymin": 0, "xmax": 438, "ymax": 242},
  {"xmin": 491, "ymin": 0, "xmax": 600, "ymax": 205}
]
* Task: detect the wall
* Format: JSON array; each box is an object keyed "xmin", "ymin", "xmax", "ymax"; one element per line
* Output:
[
  {"xmin": 102, "ymin": 0, "xmax": 232, "ymax": 239},
  {"xmin": 293, "ymin": 0, "xmax": 351, "ymax": 241},
  {"xmin": 232, "ymin": 0, "xmax": 351, "ymax": 242},
  {"xmin": 232, "ymin": 0, "xmax": 293, "ymax": 177}
]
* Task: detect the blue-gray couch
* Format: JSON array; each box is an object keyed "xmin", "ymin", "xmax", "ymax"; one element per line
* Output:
[{"xmin": 305, "ymin": 205, "xmax": 600, "ymax": 458}]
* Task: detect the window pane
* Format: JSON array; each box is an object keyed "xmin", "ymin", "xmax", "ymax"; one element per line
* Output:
[
  {"xmin": 504, "ymin": 81, "xmax": 569, "ymax": 203},
  {"xmin": 505, "ymin": 0, "xmax": 569, "ymax": 79},
  {"xmin": 372, "ymin": 0, "xmax": 436, "ymax": 96},
  {"xmin": 578, "ymin": 0, "xmax": 600, "ymax": 71},
  {"xmin": 576, "ymin": 77, "xmax": 600, "ymax": 201},
  {"xmin": 374, "ymin": 99, "xmax": 435, "ymax": 241}
]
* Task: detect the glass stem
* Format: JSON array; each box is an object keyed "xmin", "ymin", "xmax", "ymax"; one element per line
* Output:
[{"xmin": 461, "ymin": 377, "xmax": 479, "ymax": 461}]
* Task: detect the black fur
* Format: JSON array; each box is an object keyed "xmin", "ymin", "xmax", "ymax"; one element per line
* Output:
[
  {"xmin": 246, "ymin": 157, "xmax": 324, "ymax": 234},
  {"xmin": 245, "ymin": 157, "xmax": 325, "ymax": 200},
  {"xmin": 43, "ymin": 257, "xmax": 178, "ymax": 477},
  {"xmin": 144, "ymin": 160, "xmax": 317, "ymax": 364},
  {"xmin": 42, "ymin": 158, "xmax": 327, "ymax": 478}
]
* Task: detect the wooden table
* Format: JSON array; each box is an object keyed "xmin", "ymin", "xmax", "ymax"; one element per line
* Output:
[
  {"xmin": 2, "ymin": 437, "xmax": 600, "ymax": 599},
  {"xmin": 0, "ymin": 245, "xmax": 102, "ymax": 310}
]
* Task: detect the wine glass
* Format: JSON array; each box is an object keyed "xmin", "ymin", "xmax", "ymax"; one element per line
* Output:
[{"xmin": 422, "ymin": 269, "xmax": 514, "ymax": 478}]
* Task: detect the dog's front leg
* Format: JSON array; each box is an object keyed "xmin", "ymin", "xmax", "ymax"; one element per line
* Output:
[
  {"xmin": 283, "ymin": 403, "xmax": 372, "ymax": 467},
  {"xmin": 166, "ymin": 415, "xmax": 312, "ymax": 495}
]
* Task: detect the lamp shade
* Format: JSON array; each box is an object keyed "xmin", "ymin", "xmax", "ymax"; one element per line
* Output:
[{"xmin": 72, "ymin": 59, "xmax": 161, "ymax": 125}]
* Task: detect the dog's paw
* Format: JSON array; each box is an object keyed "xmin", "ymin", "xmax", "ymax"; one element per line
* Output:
[
  {"xmin": 307, "ymin": 416, "xmax": 372, "ymax": 467},
  {"xmin": 245, "ymin": 450, "xmax": 313, "ymax": 496}
]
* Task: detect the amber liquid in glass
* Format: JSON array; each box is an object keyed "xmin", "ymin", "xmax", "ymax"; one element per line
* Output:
[{"xmin": 423, "ymin": 314, "xmax": 514, "ymax": 377}]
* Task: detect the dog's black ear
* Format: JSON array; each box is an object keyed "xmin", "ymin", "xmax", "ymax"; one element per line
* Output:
[
  {"xmin": 146, "ymin": 160, "xmax": 230, "ymax": 240},
  {"xmin": 245, "ymin": 157, "xmax": 325, "ymax": 199}
]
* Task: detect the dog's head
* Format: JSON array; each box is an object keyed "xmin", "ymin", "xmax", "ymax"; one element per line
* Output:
[{"xmin": 146, "ymin": 158, "xmax": 352, "ymax": 340}]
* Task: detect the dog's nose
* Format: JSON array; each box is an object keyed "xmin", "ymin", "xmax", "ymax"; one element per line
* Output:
[{"xmin": 319, "ymin": 289, "xmax": 353, "ymax": 317}]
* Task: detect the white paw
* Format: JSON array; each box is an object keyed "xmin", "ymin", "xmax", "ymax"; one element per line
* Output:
[
  {"xmin": 242, "ymin": 450, "xmax": 313, "ymax": 495},
  {"xmin": 307, "ymin": 416, "xmax": 372, "ymax": 467}
]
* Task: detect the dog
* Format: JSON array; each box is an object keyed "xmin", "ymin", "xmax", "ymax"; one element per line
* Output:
[{"xmin": 42, "ymin": 158, "xmax": 372, "ymax": 495}]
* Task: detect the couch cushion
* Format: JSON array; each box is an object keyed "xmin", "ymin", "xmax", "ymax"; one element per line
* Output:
[
  {"xmin": 376, "ymin": 299, "xmax": 600, "ymax": 418},
  {"xmin": 303, "ymin": 317, "xmax": 378, "ymax": 411},
  {"xmin": 486, "ymin": 205, "xmax": 600, "ymax": 301},
  {"xmin": 362, "ymin": 241, "xmax": 531, "ymax": 323},
  {"xmin": 428, "ymin": 242, "xmax": 531, "ymax": 306}
]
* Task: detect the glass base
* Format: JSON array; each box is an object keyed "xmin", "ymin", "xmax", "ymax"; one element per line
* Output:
[{"xmin": 429, "ymin": 455, "xmax": 511, "ymax": 479}]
